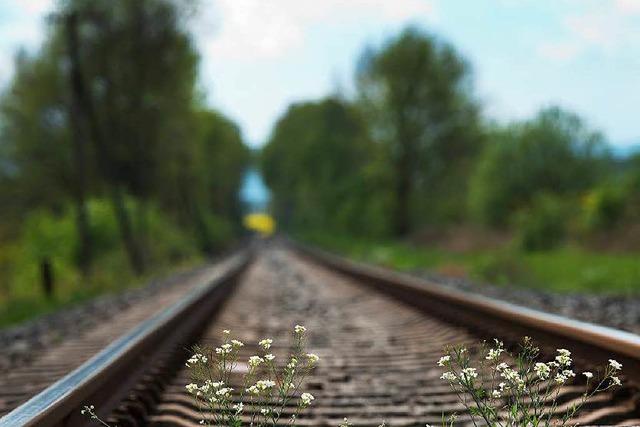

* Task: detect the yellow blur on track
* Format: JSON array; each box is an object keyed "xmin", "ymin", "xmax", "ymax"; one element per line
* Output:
[{"xmin": 243, "ymin": 213, "xmax": 276, "ymax": 236}]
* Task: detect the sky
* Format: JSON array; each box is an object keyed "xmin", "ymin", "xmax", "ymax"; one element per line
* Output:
[{"xmin": 1, "ymin": 0, "xmax": 639, "ymax": 149}]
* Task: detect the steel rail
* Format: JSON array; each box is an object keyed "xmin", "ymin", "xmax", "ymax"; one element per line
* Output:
[
  {"xmin": 0, "ymin": 251, "xmax": 251, "ymax": 427},
  {"xmin": 293, "ymin": 242, "xmax": 640, "ymax": 383}
]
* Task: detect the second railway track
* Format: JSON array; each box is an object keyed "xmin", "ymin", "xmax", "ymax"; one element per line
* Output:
[{"xmin": 2, "ymin": 242, "xmax": 640, "ymax": 426}]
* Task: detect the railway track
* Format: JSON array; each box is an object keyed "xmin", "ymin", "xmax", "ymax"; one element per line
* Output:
[{"xmin": 1, "ymin": 242, "xmax": 639, "ymax": 426}]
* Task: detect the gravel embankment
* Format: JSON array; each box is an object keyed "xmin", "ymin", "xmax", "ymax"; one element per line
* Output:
[
  {"xmin": 415, "ymin": 270, "xmax": 640, "ymax": 335},
  {"xmin": 0, "ymin": 266, "xmax": 206, "ymax": 373}
]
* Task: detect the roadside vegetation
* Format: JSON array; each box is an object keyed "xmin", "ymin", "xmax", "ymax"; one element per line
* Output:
[
  {"xmin": 262, "ymin": 27, "xmax": 640, "ymax": 295},
  {"xmin": 303, "ymin": 233, "xmax": 640, "ymax": 294},
  {"xmin": 0, "ymin": 0, "xmax": 249, "ymax": 327}
]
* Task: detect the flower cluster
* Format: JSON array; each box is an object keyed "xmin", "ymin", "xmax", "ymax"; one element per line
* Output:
[
  {"xmin": 185, "ymin": 326, "xmax": 319, "ymax": 427},
  {"xmin": 436, "ymin": 337, "xmax": 624, "ymax": 427}
]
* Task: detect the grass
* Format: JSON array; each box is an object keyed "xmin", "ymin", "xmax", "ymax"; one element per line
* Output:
[
  {"xmin": 301, "ymin": 232, "xmax": 640, "ymax": 295},
  {"xmin": 0, "ymin": 251, "xmax": 202, "ymax": 329}
]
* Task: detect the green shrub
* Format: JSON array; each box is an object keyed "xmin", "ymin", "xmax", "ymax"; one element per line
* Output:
[
  {"xmin": 580, "ymin": 186, "xmax": 625, "ymax": 232},
  {"xmin": 514, "ymin": 194, "xmax": 570, "ymax": 251}
]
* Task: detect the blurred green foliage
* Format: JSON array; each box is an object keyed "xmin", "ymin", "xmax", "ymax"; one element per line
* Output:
[
  {"xmin": 469, "ymin": 107, "xmax": 609, "ymax": 227},
  {"xmin": 304, "ymin": 233, "xmax": 640, "ymax": 294},
  {"xmin": 0, "ymin": 0, "xmax": 249, "ymax": 326},
  {"xmin": 513, "ymin": 193, "xmax": 570, "ymax": 251},
  {"xmin": 356, "ymin": 27, "xmax": 483, "ymax": 233},
  {"xmin": 263, "ymin": 25, "xmax": 640, "ymax": 295},
  {"xmin": 262, "ymin": 98, "xmax": 391, "ymax": 237}
]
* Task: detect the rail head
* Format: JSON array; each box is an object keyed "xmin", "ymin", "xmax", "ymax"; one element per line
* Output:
[
  {"xmin": 293, "ymin": 241, "xmax": 640, "ymax": 380},
  {"xmin": 0, "ymin": 251, "xmax": 251, "ymax": 427}
]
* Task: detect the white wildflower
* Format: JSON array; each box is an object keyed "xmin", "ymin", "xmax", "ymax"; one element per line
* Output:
[
  {"xmin": 555, "ymin": 349, "xmax": 572, "ymax": 366},
  {"xmin": 233, "ymin": 402, "xmax": 244, "ymax": 413},
  {"xmin": 609, "ymin": 359, "xmax": 622, "ymax": 370},
  {"xmin": 534, "ymin": 362, "xmax": 550, "ymax": 380},
  {"xmin": 264, "ymin": 353, "xmax": 275, "ymax": 361},
  {"xmin": 496, "ymin": 362, "xmax": 509, "ymax": 371},
  {"xmin": 440, "ymin": 371, "xmax": 457, "ymax": 382},
  {"xmin": 554, "ymin": 373, "xmax": 567, "ymax": 384},
  {"xmin": 492, "ymin": 389, "xmax": 501, "ymax": 398},
  {"xmin": 287, "ymin": 357, "xmax": 298, "ymax": 369},
  {"xmin": 612, "ymin": 376, "xmax": 622, "ymax": 386},
  {"xmin": 248, "ymin": 356, "xmax": 264, "ymax": 368},
  {"xmin": 223, "ymin": 329, "xmax": 230, "ymax": 335},
  {"xmin": 185, "ymin": 383, "xmax": 199, "ymax": 394},
  {"xmin": 186, "ymin": 353, "xmax": 208, "ymax": 367},
  {"xmin": 460, "ymin": 367, "xmax": 478, "ymax": 382},
  {"xmin": 437, "ymin": 355, "xmax": 451, "ymax": 366},
  {"xmin": 255, "ymin": 379, "xmax": 276, "ymax": 390},
  {"xmin": 583, "ymin": 371, "xmax": 593, "ymax": 379},
  {"xmin": 294, "ymin": 325, "xmax": 307, "ymax": 334},
  {"xmin": 231, "ymin": 339, "xmax": 244, "ymax": 347},
  {"xmin": 216, "ymin": 387, "xmax": 233, "ymax": 397},
  {"xmin": 259, "ymin": 338, "xmax": 273, "ymax": 350},
  {"xmin": 300, "ymin": 392, "xmax": 315, "ymax": 406},
  {"xmin": 306, "ymin": 353, "xmax": 320, "ymax": 363}
]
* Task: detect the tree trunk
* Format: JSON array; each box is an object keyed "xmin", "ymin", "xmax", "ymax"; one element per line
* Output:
[
  {"xmin": 111, "ymin": 186, "xmax": 145, "ymax": 274},
  {"xmin": 65, "ymin": 12, "xmax": 146, "ymax": 275},
  {"xmin": 394, "ymin": 158, "xmax": 411, "ymax": 237},
  {"xmin": 65, "ymin": 12, "xmax": 93, "ymax": 276}
]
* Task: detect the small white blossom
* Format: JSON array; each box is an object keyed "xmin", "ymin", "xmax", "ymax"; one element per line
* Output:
[
  {"xmin": 216, "ymin": 387, "xmax": 233, "ymax": 397},
  {"xmin": 186, "ymin": 353, "xmax": 208, "ymax": 367},
  {"xmin": 249, "ymin": 355, "xmax": 264, "ymax": 368},
  {"xmin": 260, "ymin": 408, "xmax": 271, "ymax": 415},
  {"xmin": 440, "ymin": 371, "xmax": 457, "ymax": 381},
  {"xmin": 300, "ymin": 392, "xmax": 315, "ymax": 406},
  {"xmin": 294, "ymin": 325, "xmax": 307, "ymax": 334},
  {"xmin": 223, "ymin": 329, "xmax": 230, "ymax": 334},
  {"xmin": 460, "ymin": 367, "xmax": 478, "ymax": 382},
  {"xmin": 185, "ymin": 383, "xmax": 199, "ymax": 394},
  {"xmin": 583, "ymin": 371, "xmax": 593, "ymax": 379},
  {"xmin": 265, "ymin": 353, "xmax": 275, "ymax": 361},
  {"xmin": 609, "ymin": 359, "xmax": 622, "ymax": 370},
  {"xmin": 215, "ymin": 344, "xmax": 233, "ymax": 355},
  {"xmin": 255, "ymin": 380, "xmax": 276, "ymax": 391},
  {"xmin": 231, "ymin": 339, "xmax": 244, "ymax": 347},
  {"xmin": 259, "ymin": 338, "xmax": 273, "ymax": 350},
  {"xmin": 534, "ymin": 362, "xmax": 551, "ymax": 380},
  {"xmin": 612, "ymin": 376, "xmax": 622, "ymax": 386},
  {"xmin": 555, "ymin": 349, "xmax": 572, "ymax": 366},
  {"xmin": 496, "ymin": 362, "xmax": 509, "ymax": 371},
  {"xmin": 437, "ymin": 355, "xmax": 451, "ymax": 366},
  {"xmin": 233, "ymin": 403, "xmax": 244, "ymax": 413},
  {"xmin": 554, "ymin": 373, "xmax": 567, "ymax": 384},
  {"xmin": 492, "ymin": 389, "xmax": 501, "ymax": 398},
  {"xmin": 306, "ymin": 353, "xmax": 320, "ymax": 364}
]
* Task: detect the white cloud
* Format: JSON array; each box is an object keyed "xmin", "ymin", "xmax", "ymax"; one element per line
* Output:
[
  {"xmin": 615, "ymin": 0, "xmax": 640, "ymax": 14},
  {"xmin": 537, "ymin": 41, "xmax": 581, "ymax": 61},
  {"xmin": 195, "ymin": 0, "xmax": 435, "ymax": 61},
  {"xmin": 537, "ymin": 1, "xmax": 640, "ymax": 61}
]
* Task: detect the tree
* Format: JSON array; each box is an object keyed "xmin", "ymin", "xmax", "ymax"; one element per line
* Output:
[
  {"xmin": 356, "ymin": 27, "xmax": 482, "ymax": 236},
  {"xmin": 262, "ymin": 98, "xmax": 390, "ymax": 236},
  {"xmin": 0, "ymin": 0, "xmax": 249, "ymax": 278},
  {"xmin": 469, "ymin": 107, "xmax": 610, "ymax": 227}
]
